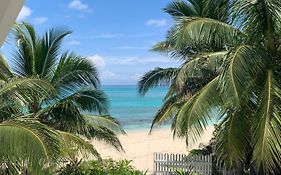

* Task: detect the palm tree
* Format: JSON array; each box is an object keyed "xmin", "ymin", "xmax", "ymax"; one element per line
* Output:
[
  {"xmin": 138, "ymin": 0, "xmax": 281, "ymax": 173},
  {"xmin": 11, "ymin": 23, "xmax": 124, "ymax": 150},
  {"xmin": 0, "ymin": 23, "xmax": 124, "ymax": 174},
  {"xmin": 0, "ymin": 55, "xmax": 60, "ymax": 174}
]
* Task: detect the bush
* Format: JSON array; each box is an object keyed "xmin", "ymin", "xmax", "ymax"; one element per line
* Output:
[{"xmin": 58, "ymin": 159, "xmax": 147, "ymax": 175}]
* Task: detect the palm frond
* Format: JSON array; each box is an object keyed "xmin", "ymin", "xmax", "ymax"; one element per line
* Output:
[
  {"xmin": 39, "ymin": 100, "xmax": 86, "ymax": 134},
  {"xmin": 85, "ymin": 125, "xmax": 124, "ymax": 152},
  {"xmin": 59, "ymin": 131, "xmax": 101, "ymax": 160},
  {"xmin": 12, "ymin": 23, "xmax": 72, "ymax": 79},
  {"xmin": 0, "ymin": 118, "xmax": 60, "ymax": 174},
  {"xmin": 0, "ymin": 77, "xmax": 55, "ymax": 104},
  {"xmin": 218, "ymin": 45, "xmax": 267, "ymax": 110},
  {"xmin": 151, "ymin": 40, "xmax": 196, "ymax": 59},
  {"xmin": 151, "ymin": 41, "xmax": 174, "ymax": 53},
  {"xmin": 138, "ymin": 67, "xmax": 178, "ymax": 96},
  {"xmin": 150, "ymin": 95, "xmax": 183, "ymax": 132},
  {"xmin": 52, "ymin": 52, "xmax": 100, "ymax": 91},
  {"xmin": 84, "ymin": 115, "xmax": 125, "ymax": 134},
  {"xmin": 65, "ymin": 88, "xmax": 109, "ymax": 114},
  {"xmin": 175, "ymin": 51, "xmax": 227, "ymax": 89},
  {"xmin": 252, "ymin": 70, "xmax": 281, "ymax": 173},
  {"xmin": 174, "ymin": 77, "xmax": 222, "ymax": 144},
  {"xmin": 164, "ymin": 1, "xmax": 197, "ymax": 17},
  {"xmin": 0, "ymin": 102, "xmax": 21, "ymax": 122},
  {"xmin": 36, "ymin": 27, "xmax": 71, "ymax": 79},
  {"xmin": 0, "ymin": 54, "xmax": 13, "ymax": 82},
  {"xmin": 168, "ymin": 17, "xmax": 245, "ymax": 51},
  {"xmin": 215, "ymin": 109, "xmax": 251, "ymax": 169},
  {"xmin": 231, "ymin": 0, "xmax": 281, "ymax": 47},
  {"xmin": 12, "ymin": 23, "xmax": 37, "ymax": 77},
  {"xmin": 164, "ymin": 0, "xmax": 230, "ymax": 22},
  {"xmin": 38, "ymin": 105, "xmax": 124, "ymax": 152}
]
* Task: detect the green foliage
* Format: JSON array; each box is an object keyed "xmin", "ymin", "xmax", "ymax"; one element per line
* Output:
[
  {"xmin": 0, "ymin": 23, "xmax": 124, "ymax": 174},
  {"xmin": 11, "ymin": 22, "xmax": 124, "ymax": 153},
  {"xmin": 172, "ymin": 165, "xmax": 201, "ymax": 175},
  {"xmin": 175, "ymin": 169, "xmax": 201, "ymax": 175},
  {"xmin": 58, "ymin": 159, "xmax": 147, "ymax": 175},
  {"xmin": 138, "ymin": 0, "xmax": 281, "ymax": 173},
  {"xmin": 0, "ymin": 118, "xmax": 60, "ymax": 174}
]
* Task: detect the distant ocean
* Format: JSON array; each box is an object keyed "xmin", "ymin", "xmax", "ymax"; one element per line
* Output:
[{"xmin": 102, "ymin": 85, "xmax": 168, "ymax": 131}]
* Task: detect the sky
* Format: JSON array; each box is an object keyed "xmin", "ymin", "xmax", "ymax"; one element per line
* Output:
[{"xmin": 1, "ymin": 0, "xmax": 180, "ymax": 85}]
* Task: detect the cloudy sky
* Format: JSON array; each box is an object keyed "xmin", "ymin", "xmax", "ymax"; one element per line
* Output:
[{"xmin": 2, "ymin": 0, "xmax": 180, "ymax": 85}]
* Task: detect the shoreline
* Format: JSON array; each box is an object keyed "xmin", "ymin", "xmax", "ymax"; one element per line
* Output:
[
  {"xmin": 122, "ymin": 125, "xmax": 170, "ymax": 134},
  {"xmin": 91, "ymin": 125, "xmax": 214, "ymax": 172}
]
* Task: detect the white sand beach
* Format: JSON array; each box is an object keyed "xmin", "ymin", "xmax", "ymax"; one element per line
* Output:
[{"xmin": 92, "ymin": 126, "xmax": 214, "ymax": 172}]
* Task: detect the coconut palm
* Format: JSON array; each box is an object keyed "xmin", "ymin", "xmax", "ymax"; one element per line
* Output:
[
  {"xmin": 0, "ymin": 56, "xmax": 61, "ymax": 174},
  {"xmin": 0, "ymin": 23, "xmax": 124, "ymax": 173},
  {"xmin": 11, "ymin": 23, "xmax": 124, "ymax": 151},
  {"xmin": 138, "ymin": 0, "xmax": 281, "ymax": 173}
]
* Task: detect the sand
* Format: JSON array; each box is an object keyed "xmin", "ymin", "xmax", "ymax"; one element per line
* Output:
[{"xmin": 91, "ymin": 126, "xmax": 214, "ymax": 173}]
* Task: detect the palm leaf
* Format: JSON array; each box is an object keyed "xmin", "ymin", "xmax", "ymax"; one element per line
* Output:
[
  {"xmin": 164, "ymin": 0, "xmax": 230, "ymax": 22},
  {"xmin": 0, "ymin": 54, "xmax": 13, "ymax": 82},
  {"xmin": 12, "ymin": 23, "xmax": 37, "ymax": 76},
  {"xmin": 38, "ymin": 100, "xmax": 86, "ymax": 134},
  {"xmin": 0, "ymin": 77, "xmax": 55, "ymax": 104},
  {"xmin": 252, "ymin": 70, "xmax": 281, "ymax": 173},
  {"xmin": 83, "ymin": 115, "xmax": 124, "ymax": 152},
  {"xmin": 168, "ymin": 17, "xmax": 245, "ymax": 51},
  {"xmin": 231, "ymin": 0, "xmax": 281, "ymax": 47},
  {"xmin": 138, "ymin": 67, "xmax": 178, "ymax": 96},
  {"xmin": 164, "ymin": 0, "xmax": 197, "ymax": 17},
  {"xmin": 174, "ymin": 77, "xmax": 222, "ymax": 144},
  {"xmin": 150, "ymin": 95, "xmax": 184, "ymax": 132},
  {"xmin": 175, "ymin": 51, "xmax": 227, "ymax": 89},
  {"xmin": 218, "ymin": 45, "xmax": 267, "ymax": 110},
  {"xmin": 0, "ymin": 118, "xmax": 60, "ymax": 174},
  {"xmin": 59, "ymin": 131, "xmax": 101, "ymax": 160},
  {"xmin": 85, "ymin": 125, "xmax": 124, "ymax": 152},
  {"xmin": 63, "ymin": 88, "xmax": 109, "ymax": 114},
  {"xmin": 215, "ymin": 109, "xmax": 251, "ymax": 169},
  {"xmin": 84, "ymin": 115, "xmax": 125, "ymax": 134},
  {"xmin": 52, "ymin": 52, "xmax": 100, "ymax": 91},
  {"xmin": 37, "ymin": 27, "xmax": 71, "ymax": 79}
]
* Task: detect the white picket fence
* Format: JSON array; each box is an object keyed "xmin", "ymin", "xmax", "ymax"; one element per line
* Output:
[{"xmin": 153, "ymin": 153, "xmax": 212, "ymax": 175}]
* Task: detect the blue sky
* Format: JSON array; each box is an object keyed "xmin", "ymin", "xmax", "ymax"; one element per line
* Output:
[{"xmin": 2, "ymin": 0, "xmax": 180, "ymax": 85}]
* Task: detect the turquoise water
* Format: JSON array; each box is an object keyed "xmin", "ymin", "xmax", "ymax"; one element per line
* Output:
[{"xmin": 102, "ymin": 85, "xmax": 168, "ymax": 130}]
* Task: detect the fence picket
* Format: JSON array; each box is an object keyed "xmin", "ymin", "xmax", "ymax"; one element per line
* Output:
[{"xmin": 153, "ymin": 152, "xmax": 213, "ymax": 175}]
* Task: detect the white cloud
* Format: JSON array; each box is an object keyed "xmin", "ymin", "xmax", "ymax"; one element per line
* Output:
[
  {"xmin": 115, "ymin": 46, "xmax": 148, "ymax": 50},
  {"xmin": 87, "ymin": 55, "xmax": 106, "ymax": 69},
  {"xmin": 146, "ymin": 19, "xmax": 167, "ymax": 27},
  {"xmin": 68, "ymin": 0, "xmax": 90, "ymax": 12},
  {"xmin": 110, "ymin": 56, "xmax": 174, "ymax": 65},
  {"xmin": 82, "ymin": 54, "xmax": 179, "ymax": 84},
  {"xmin": 33, "ymin": 17, "xmax": 48, "ymax": 24},
  {"xmin": 130, "ymin": 73, "xmax": 142, "ymax": 80},
  {"xmin": 17, "ymin": 6, "xmax": 32, "ymax": 21},
  {"xmin": 94, "ymin": 34, "xmax": 124, "ymax": 39},
  {"xmin": 67, "ymin": 40, "xmax": 80, "ymax": 45},
  {"xmin": 76, "ymin": 33, "xmax": 154, "ymax": 40},
  {"xmin": 87, "ymin": 55, "xmax": 174, "ymax": 67},
  {"xmin": 101, "ymin": 71, "xmax": 121, "ymax": 80}
]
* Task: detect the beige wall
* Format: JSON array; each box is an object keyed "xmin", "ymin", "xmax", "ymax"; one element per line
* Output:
[{"xmin": 0, "ymin": 0, "xmax": 24, "ymax": 46}]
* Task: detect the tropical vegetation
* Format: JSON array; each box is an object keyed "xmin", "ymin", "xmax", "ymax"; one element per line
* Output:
[
  {"xmin": 58, "ymin": 159, "xmax": 147, "ymax": 175},
  {"xmin": 0, "ymin": 23, "xmax": 124, "ymax": 174},
  {"xmin": 138, "ymin": 0, "xmax": 281, "ymax": 174}
]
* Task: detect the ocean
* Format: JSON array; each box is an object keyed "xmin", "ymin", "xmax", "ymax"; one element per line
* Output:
[{"xmin": 102, "ymin": 85, "xmax": 168, "ymax": 131}]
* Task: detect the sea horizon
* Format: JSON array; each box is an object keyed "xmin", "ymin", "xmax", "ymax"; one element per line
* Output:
[{"xmin": 101, "ymin": 85, "xmax": 169, "ymax": 131}]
